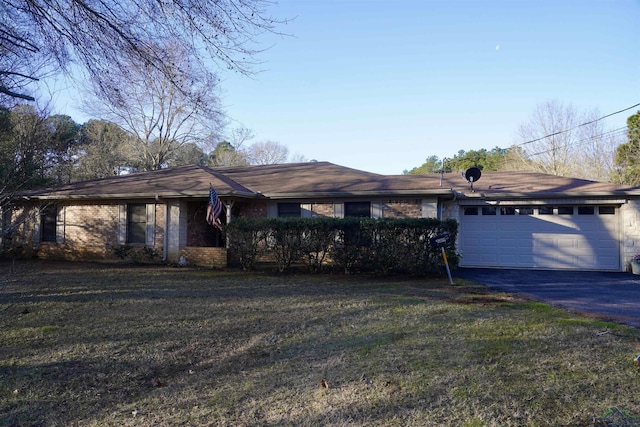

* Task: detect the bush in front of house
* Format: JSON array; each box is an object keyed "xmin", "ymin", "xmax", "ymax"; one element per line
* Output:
[
  {"xmin": 337, "ymin": 218, "xmax": 458, "ymax": 275},
  {"xmin": 112, "ymin": 245, "xmax": 160, "ymax": 264},
  {"xmin": 224, "ymin": 217, "xmax": 270, "ymax": 270},
  {"xmin": 225, "ymin": 217, "xmax": 458, "ymax": 275}
]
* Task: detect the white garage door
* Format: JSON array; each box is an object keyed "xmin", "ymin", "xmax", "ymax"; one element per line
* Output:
[{"xmin": 459, "ymin": 205, "xmax": 620, "ymax": 270}]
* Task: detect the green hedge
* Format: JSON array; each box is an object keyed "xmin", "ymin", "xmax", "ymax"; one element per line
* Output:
[{"xmin": 224, "ymin": 217, "xmax": 459, "ymax": 275}]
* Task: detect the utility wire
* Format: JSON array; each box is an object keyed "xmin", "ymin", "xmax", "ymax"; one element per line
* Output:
[
  {"xmin": 517, "ymin": 102, "xmax": 640, "ymax": 147},
  {"xmin": 527, "ymin": 126, "xmax": 628, "ymax": 157}
]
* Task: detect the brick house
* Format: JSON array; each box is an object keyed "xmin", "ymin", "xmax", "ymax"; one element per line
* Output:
[{"xmin": 7, "ymin": 162, "xmax": 640, "ymax": 271}]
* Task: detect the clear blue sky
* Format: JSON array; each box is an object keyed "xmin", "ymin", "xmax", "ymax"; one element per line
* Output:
[{"xmin": 55, "ymin": 0, "xmax": 640, "ymax": 175}]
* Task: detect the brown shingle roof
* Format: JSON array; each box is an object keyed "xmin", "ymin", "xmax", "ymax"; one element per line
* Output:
[
  {"xmin": 20, "ymin": 162, "xmax": 640, "ymax": 201},
  {"xmin": 441, "ymin": 171, "xmax": 640, "ymax": 198},
  {"xmin": 22, "ymin": 165, "xmax": 255, "ymax": 200},
  {"xmin": 211, "ymin": 162, "xmax": 451, "ymax": 197}
]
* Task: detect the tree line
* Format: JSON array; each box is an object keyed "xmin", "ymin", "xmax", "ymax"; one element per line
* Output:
[
  {"xmin": 0, "ymin": 104, "xmax": 297, "ymax": 193},
  {"xmin": 407, "ymin": 101, "xmax": 640, "ymax": 187}
]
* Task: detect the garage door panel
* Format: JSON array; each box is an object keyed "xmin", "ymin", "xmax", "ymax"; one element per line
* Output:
[
  {"xmin": 556, "ymin": 238, "xmax": 578, "ymax": 249},
  {"xmin": 482, "ymin": 238, "xmax": 499, "ymax": 248},
  {"xmin": 480, "ymin": 253, "xmax": 499, "ymax": 263},
  {"xmin": 500, "ymin": 238, "xmax": 519, "ymax": 248},
  {"xmin": 500, "ymin": 222, "xmax": 518, "ymax": 232},
  {"xmin": 460, "ymin": 206, "xmax": 620, "ymax": 270}
]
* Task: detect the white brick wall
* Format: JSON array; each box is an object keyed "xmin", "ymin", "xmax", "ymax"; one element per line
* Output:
[{"xmin": 622, "ymin": 199, "xmax": 640, "ymax": 271}]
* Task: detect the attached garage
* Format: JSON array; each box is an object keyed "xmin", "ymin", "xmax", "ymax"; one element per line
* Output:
[{"xmin": 459, "ymin": 203, "xmax": 621, "ymax": 271}]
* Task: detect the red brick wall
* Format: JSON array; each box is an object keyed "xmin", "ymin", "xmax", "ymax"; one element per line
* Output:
[
  {"xmin": 185, "ymin": 202, "xmax": 224, "ymax": 247},
  {"xmin": 237, "ymin": 201, "xmax": 268, "ymax": 218}
]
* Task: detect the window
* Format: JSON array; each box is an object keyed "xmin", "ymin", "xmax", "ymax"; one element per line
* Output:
[
  {"xmin": 599, "ymin": 206, "xmax": 615, "ymax": 215},
  {"xmin": 538, "ymin": 206, "xmax": 554, "ymax": 215},
  {"xmin": 578, "ymin": 206, "xmax": 595, "ymax": 215},
  {"xmin": 481, "ymin": 207, "xmax": 497, "ymax": 216},
  {"xmin": 463, "ymin": 207, "xmax": 478, "ymax": 215},
  {"xmin": 41, "ymin": 206, "xmax": 57, "ymax": 242},
  {"xmin": 344, "ymin": 202, "xmax": 371, "ymax": 218},
  {"xmin": 558, "ymin": 206, "xmax": 573, "ymax": 215},
  {"xmin": 127, "ymin": 204, "xmax": 146, "ymax": 244},
  {"xmin": 516, "ymin": 207, "xmax": 534, "ymax": 215},
  {"xmin": 500, "ymin": 207, "xmax": 516, "ymax": 215},
  {"xmin": 278, "ymin": 203, "xmax": 301, "ymax": 218}
]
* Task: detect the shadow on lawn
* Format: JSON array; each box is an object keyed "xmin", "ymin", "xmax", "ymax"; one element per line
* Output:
[{"xmin": 2, "ymin": 261, "xmax": 465, "ymax": 425}]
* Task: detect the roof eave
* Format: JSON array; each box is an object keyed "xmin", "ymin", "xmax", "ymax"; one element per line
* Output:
[
  {"xmin": 19, "ymin": 190, "xmax": 261, "ymax": 201},
  {"xmin": 457, "ymin": 190, "xmax": 640, "ymax": 199},
  {"xmin": 261, "ymin": 189, "xmax": 455, "ymax": 199}
]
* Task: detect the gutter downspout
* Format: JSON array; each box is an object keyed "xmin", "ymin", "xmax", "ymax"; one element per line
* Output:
[{"xmin": 163, "ymin": 199, "xmax": 169, "ymax": 262}]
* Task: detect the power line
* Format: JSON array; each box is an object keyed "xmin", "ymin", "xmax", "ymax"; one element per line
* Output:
[
  {"xmin": 517, "ymin": 102, "xmax": 640, "ymax": 147},
  {"xmin": 526, "ymin": 126, "xmax": 628, "ymax": 158}
]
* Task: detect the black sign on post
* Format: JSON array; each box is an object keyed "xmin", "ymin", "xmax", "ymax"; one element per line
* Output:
[{"xmin": 430, "ymin": 232, "xmax": 450, "ymax": 248}]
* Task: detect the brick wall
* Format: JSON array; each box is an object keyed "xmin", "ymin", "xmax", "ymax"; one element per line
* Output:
[
  {"xmin": 382, "ymin": 199, "xmax": 422, "ymax": 218},
  {"xmin": 39, "ymin": 203, "xmax": 121, "ymax": 260},
  {"xmin": 65, "ymin": 203, "xmax": 119, "ymax": 246},
  {"xmin": 7, "ymin": 202, "xmax": 171, "ymax": 262},
  {"xmin": 185, "ymin": 201, "xmax": 224, "ymax": 247},
  {"xmin": 310, "ymin": 202, "xmax": 334, "ymax": 217},
  {"xmin": 622, "ymin": 200, "xmax": 640, "ymax": 271},
  {"xmin": 154, "ymin": 204, "xmax": 166, "ymax": 248},
  {"xmin": 3, "ymin": 205, "xmax": 37, "ymax": 256},
  {"xmin": 238, "ymin": 201, "xmax": 268, "ymax": 218},
  {"xmin": 179, "ymin": 246, "xmax": 227, "ymax": 267}
]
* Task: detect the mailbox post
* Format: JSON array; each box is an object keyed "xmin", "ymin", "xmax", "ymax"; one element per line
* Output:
[{"xmin": 430, "ymin": 233, "xmax": 453, "ymax": 285}]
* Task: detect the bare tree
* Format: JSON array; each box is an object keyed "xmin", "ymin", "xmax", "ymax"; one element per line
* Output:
[
  {"xmin": 248, "ymin": 140, "xmax": 289, "ymax": 165},
  {"xmin": 84, "ymin": 45, "xmax": 223, "ymax": 171},
  {"xmin": 513, "ymin": 100, "xmax": 620, "ymax": 180},
  {"xmin": 228, "ymin": 126, "xmax": 255, "ymax": 150},
  {"xmin": 1, "ymin": 0, "xmax": 284, "ymax": 105}
]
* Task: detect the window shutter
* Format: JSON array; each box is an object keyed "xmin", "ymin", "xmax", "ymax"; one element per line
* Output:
[
  {"xmin": 146, "ymin": 204, "xmax": 155, "ymax": 246},
  {"xmin": 56, "ymin": 206, "xmax": 65, "ymax": 243},
  {"xmin": 267, "ymin": 203, "xmax": 278, "ymax": 218},
  {"xmin": 371, "ymin": 202, "xmax": 383, "ymax": 219},
  {"xmin": 118, "ymin": 204, "xmax": 127, "ymax": 244},
  {"xmin": 32, "ymin": 207, "xmax": 41, "ymax": 249},
  {"xmin": 334, "ymin": 203, "xmax": 344, "ymax": 218}
]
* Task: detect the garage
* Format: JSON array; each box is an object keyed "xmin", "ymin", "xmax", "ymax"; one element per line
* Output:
[{"xmin": 458, "ymin": 204, "xmax": 620, "ymax": 271}]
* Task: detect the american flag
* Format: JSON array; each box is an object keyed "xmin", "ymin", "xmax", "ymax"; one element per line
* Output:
[{"xmin": 206, "ymin": 185, "xmax": 223, "ymax": 229}]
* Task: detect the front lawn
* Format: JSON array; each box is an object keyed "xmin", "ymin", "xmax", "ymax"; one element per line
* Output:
[{"xmin": 1, "ymin": 261, "xmax": 638, "ymax": 426}]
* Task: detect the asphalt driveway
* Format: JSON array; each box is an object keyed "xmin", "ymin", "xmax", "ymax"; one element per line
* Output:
[{"xmin": 455, "ymin": 268, "xmax": 640, "ymax": 329}]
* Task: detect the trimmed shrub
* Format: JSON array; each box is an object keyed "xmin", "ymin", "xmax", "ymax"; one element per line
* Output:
[
  {"xmin": 224, "ymin": 217, "xmax": 269, "ymax": 270},
  {"xmin": 265, "ymin": 218, "xmax": 305, "ymax": 273},
  {"xmin": 225, "ymin": 217, "xmax": 459, "ymax": 275}
]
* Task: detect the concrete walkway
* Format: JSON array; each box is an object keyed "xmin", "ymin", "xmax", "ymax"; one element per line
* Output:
[{"xmin": 454, "ymin": 268, "xmax": 640, "ymax": 329}]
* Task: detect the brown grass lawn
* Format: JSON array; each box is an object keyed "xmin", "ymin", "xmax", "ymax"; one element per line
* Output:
[{"xmin": 1, "ymin": 260, "xmax": 640, "ymax": 426}]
